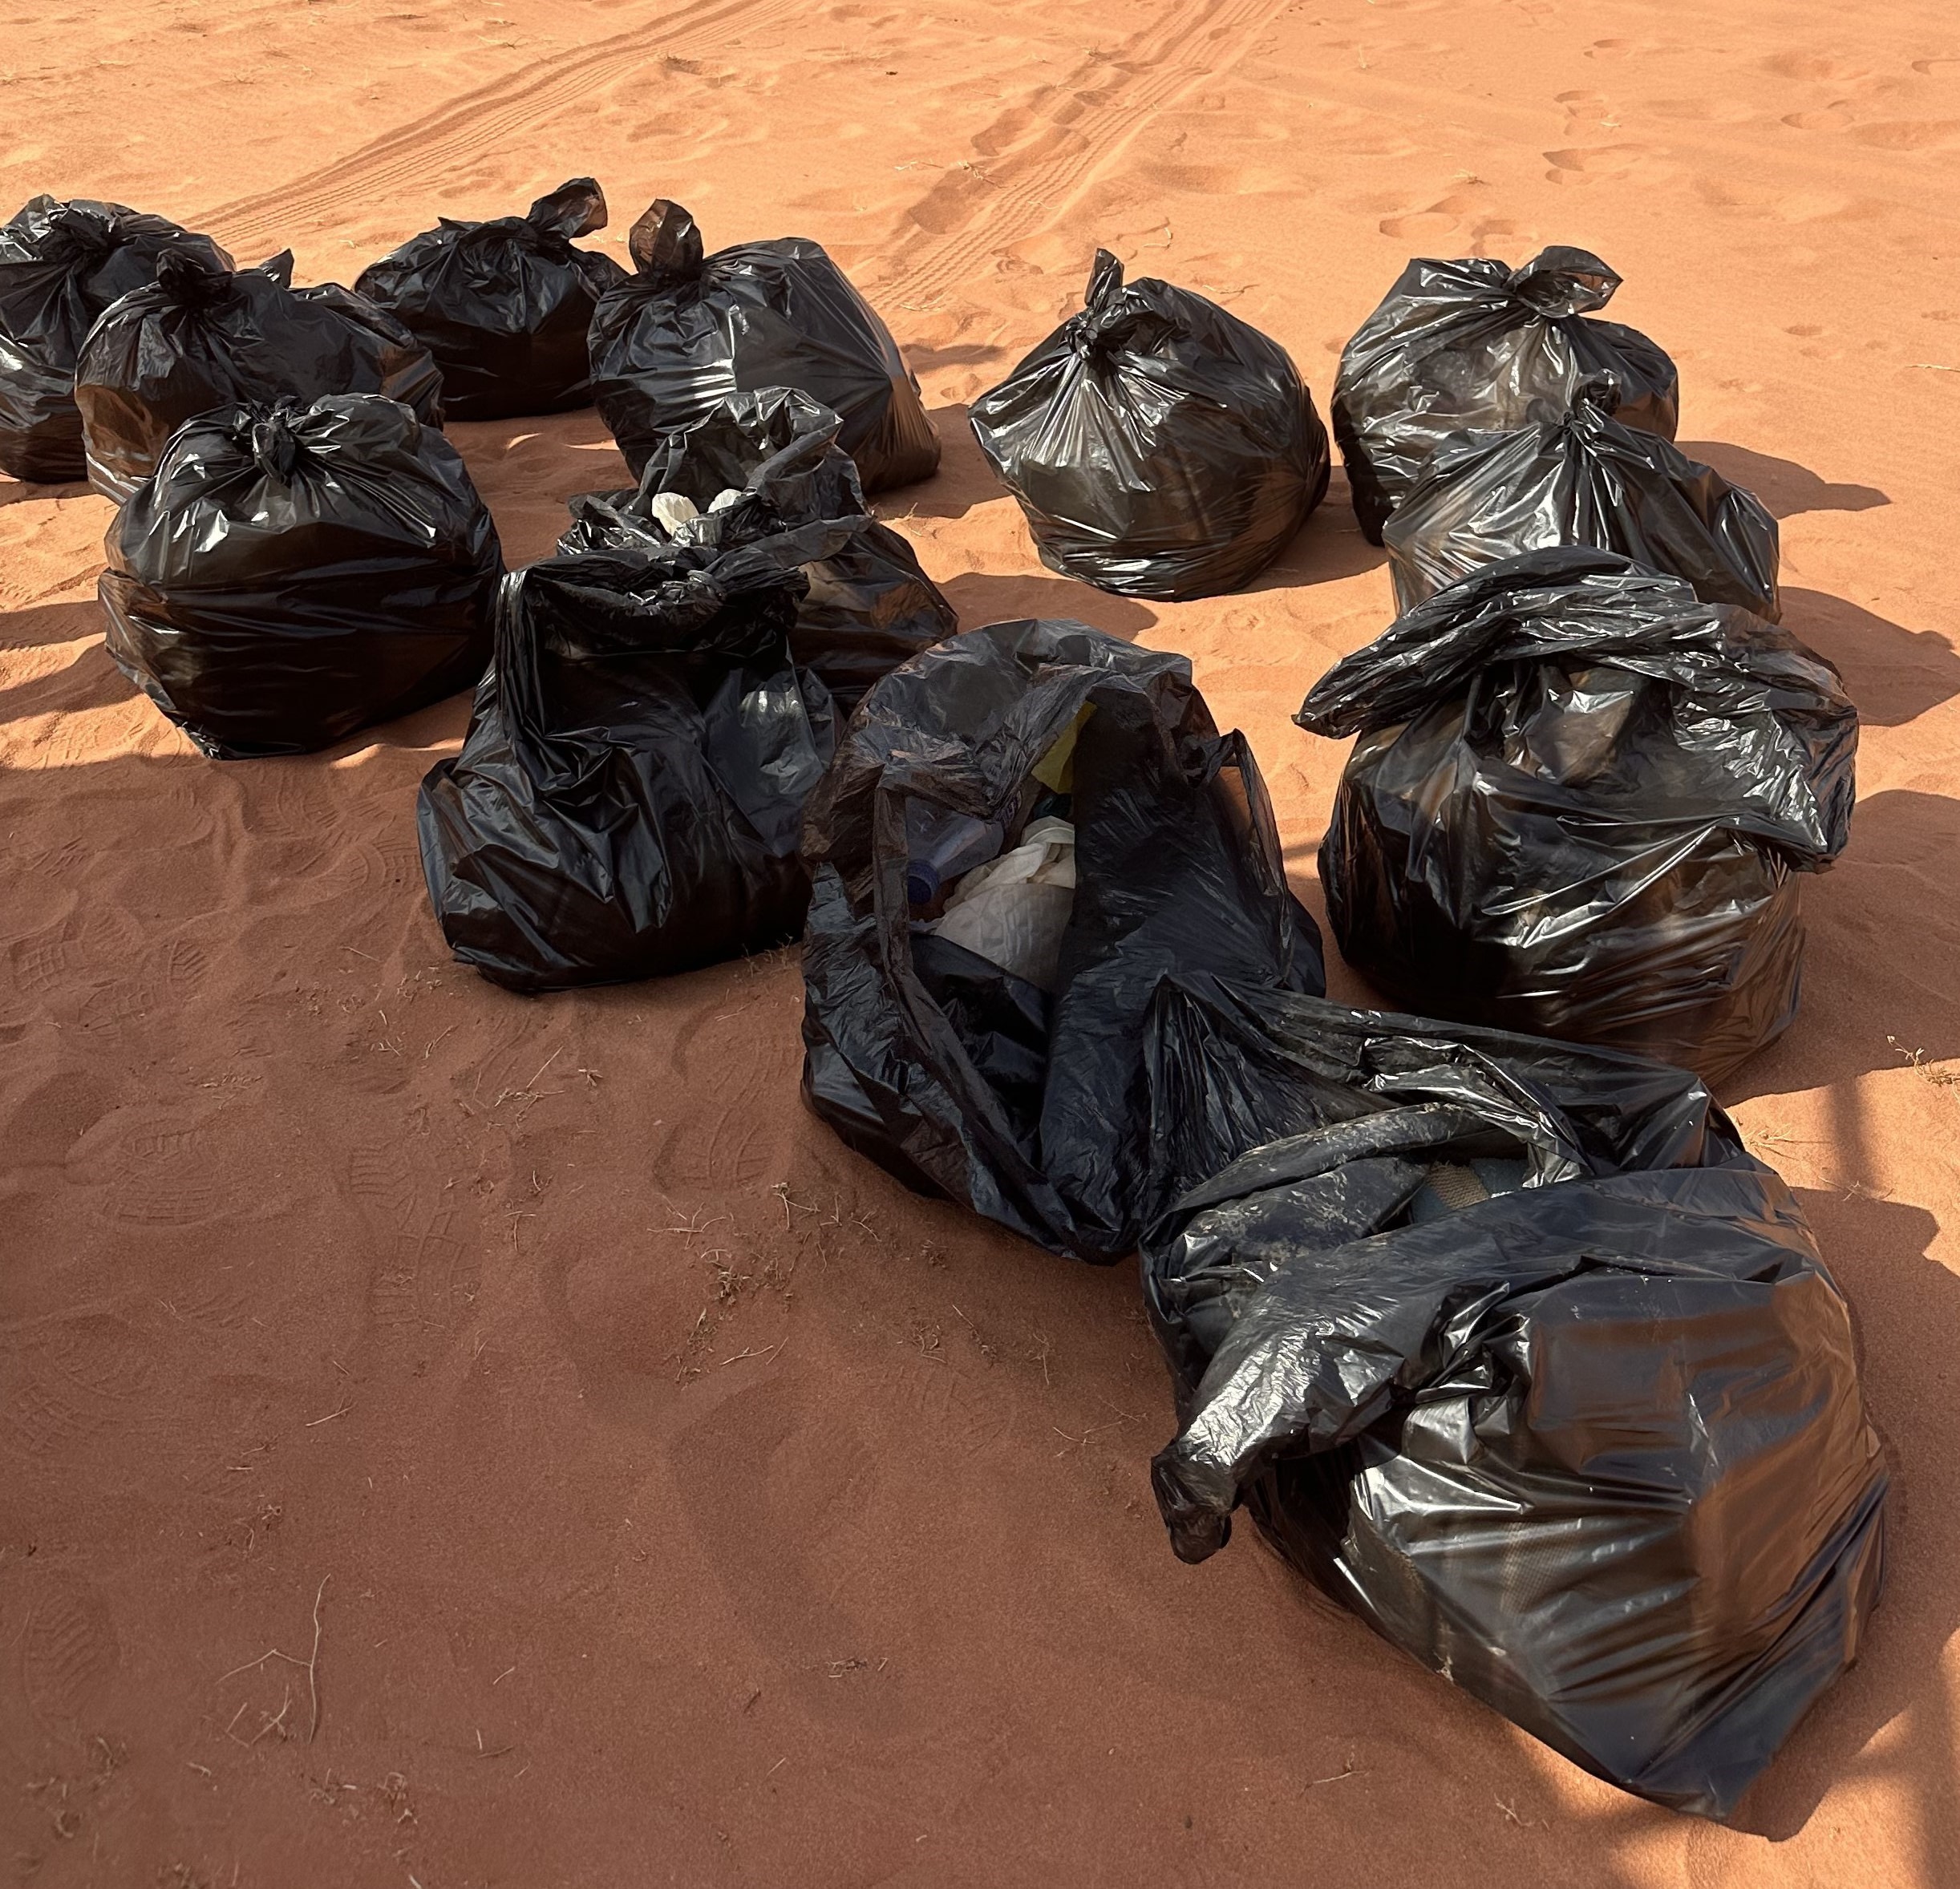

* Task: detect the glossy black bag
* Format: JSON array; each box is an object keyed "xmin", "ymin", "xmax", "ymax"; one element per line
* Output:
[
  {"xmin": 1296, "ymin": 548, "xmax": 1857, "ymax": 1080},
  {"xmin": 1384, "ymin": 374, "xmax": 1779, "ymax": 617},
  {"xmin": 99, "ymin": 394, "xmax": 500, "ymax": 758},
  {"xmin": 1332, "ymin": 246, "xmax": 1679, "ymax": 543},
  {"xmin": 968, "ymin": 249, "xmax": 1330, "ymax": 600},
  {"xmin": 560, "ymin": 384, "xmax": 956, "ymax": 711},
  {"xmin": 800, "ymin": 619, "xmax": 1325, "ymax": 1262},
  {"xmin": 419, "ymin": 532, "xmax": 850, "ymax": 993},
  {"xmin": 75, "ymin": 246, "xmax": 445, "ymax": 500},
  {"xmin": 1140, "ymin": 972, "xmax": 1887, "ymax": 1821},
  {"xmin": 355, "ymin": 177, "xmax": 628, "ymax": 421},
  {"xmin": 586, "ymin": 199, "xmax": 939, "ymax": 495},
  {"xmin": 0, "ymin": 195, "xmax": 231, "ymax": 482}
]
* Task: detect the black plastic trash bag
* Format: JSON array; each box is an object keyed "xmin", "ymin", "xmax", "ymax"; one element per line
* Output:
[
  {"xmin": 354, "ymin": 177, "xmax": 628, "ymax": 421},
  {"xmin": 800, "ymin": 618, "xmax": 1325, "ymax": 1261},
  {"xmin": 586, "ymin": 198, "xmax": 939, "ymax": 494},
  {"xmin": 99, "ymin": 394, "xmax": 501, "ymax": 758},
  {"xmin": 1295, "ymin": 547, "xmax": 1857, "ymax": 1080},
  {"xmin": 1333, "ymin": 246, "xmax": 1679, "ymax": 543},
  {"xmin": 0, "ymin": 195, "xmax": 232, "ymax": 483},
  {"xmin": 968, "ymin": 250, "xmax": 1330, "ymax": 600},
  {"xmin": 1384, "ymin": 374, "xmax": 1780, "ymax": 617},
  {"xmin": 559, "ymin": 385, "xmax": 957, "ymax": 711},
  {"xmin": 1140, "ymin": 973, "xmax": 1887, "ymax": 1820},
  {"xmin": 419, "ymin": 529, "xmax": 853, "ymax": 993},
  {"xmin": 75, "ymin": 246, "xmax": 446, "ymax": 500}
]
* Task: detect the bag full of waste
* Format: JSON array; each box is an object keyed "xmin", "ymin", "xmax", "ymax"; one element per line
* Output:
[
  {"xmin": 418, "ymin": 526, "xmax": 854, "ymax": 993},
  {"xmin": 1383, "ymin": 373, "xmax": 1779, "ymax": 617},
  {"xmin": 969, "ymin": 249, "xmax": 1330, "ymax": 600},
  {"xmin": 1140, "ymin": 971, "xmax": 1887, "ymax": 1821},
  {"xmin": 1333, "ymin": 245, "xmax": 1679, "ymax": 542},
  {"xmin": 800, "ymin": 617, "xmax": 1325, "ymax": 1261},
  {"xmin": 75, "ymin": 245, "xmax": 445, "ymax": 500},
  {"xmin": 354, "ymin": 177, "xmax": 628, "ymax": 420},
  {"xmin": 560, "ymin": 385, "xmax": 956, "ymax": 711},
  {"xmin": 1295, "ymin": 546, "xmax": 1856, "ymax": 1081},
  {"xmin": 0, "ymin": 194, "xmax": 232, "ymax": 483},
  {"xmin": 586, "ymin": 198, "xmax": 939, "ymax": 494},
  {"xmin": 99, "ymin": 394, "xmax": 501, "ymax": 758}
]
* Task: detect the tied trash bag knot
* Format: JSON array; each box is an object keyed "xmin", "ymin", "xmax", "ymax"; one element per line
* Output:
[
  {"xmin": 38, "ymin": 200, "xmax": 117, "ymax": 266},
  {"xmin": 627, "ymin": 198, "xmax": 706, "ymax": 285},
  {"xmin": 247, "ymin": 406, "xmax": 301, "ymax": 479},
  {"xmin": 156, "ymin": 243, "xmax": 283, "ymax": 304},
  {"xmin": 1066, "ymin": 249, "xmax": 1178, "ymax": 358},
  {"xmin": 1569, "ymin": 367, "xmax": 1622, "ymax": 417},
  {"xmin": 524, "ymin": 176, "xmax": 609, "ymax": 245},
  {"xmin": 1505, "ymin": 244, "xmax": 1622, "ymax": 318}
]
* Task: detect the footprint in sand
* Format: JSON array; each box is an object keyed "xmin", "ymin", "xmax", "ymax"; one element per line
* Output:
[
  {"xmin": 1849, "ymin": 119, "xmax": 1960, "ymax": 151},
  {"xmin": 20, "ymin": 1574, "xmax": 119, "ymax": 1742},
  {"xmin": 1543, "ymin": 144, "xmax": 1650, "ymax": 184},
  {"xmin": 1784, "ymin": 102, "xmax": 1857, "ymax": 131}
]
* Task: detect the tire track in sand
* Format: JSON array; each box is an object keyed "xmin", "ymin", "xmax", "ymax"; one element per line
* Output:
[
  {"xmin": 201, "ymin": 0, "xmax": 803, "ymax": 254},
  {"xmin": 893, "ymin": 0, "xmax": 1291, "ymax": 305}
]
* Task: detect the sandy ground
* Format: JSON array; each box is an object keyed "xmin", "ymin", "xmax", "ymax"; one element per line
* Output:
[{"xmin": 3, "ymin": 0, "xmax": 1958, "ymax": 1882}]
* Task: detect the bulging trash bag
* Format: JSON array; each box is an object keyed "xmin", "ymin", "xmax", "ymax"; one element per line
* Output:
[
  {"xmin": 1140, "ymin": 973, "xmax": 1888, "ymax": 1820},
  {"xmin": 1295, "ymin": 547, "xmax": 1857, "ymax": 1080},
  {"xmin": 354, "ymin": 177, "xmax": 629, "ymax": 421},
  {"xmin": 968, "ymin": 249, "xmax": 1330, "ymax": 600},
  {"xmin": 1333, "ymin": 245, "xmax": 1679, "ymax": 543},
  {"xmin": 800, "ymin": 618, "xmax": 1325, "ymax": 1261},
  {"xmin": 559, "ymin": 385, "xmax": 956, "ymax": 710},
  {"xmin": 0, "ymin": 195, "xmax": 232, "ymax": 483},
  {"xmin": 586, "ymin": 198, "xmax": 939, "ymax": 494},
  {"xmin": 99, "ymin": 394, "xmax": 501, "ymax": 759},
  {"xmin": 1384, "ymin": 374, "xmax": 1780, "ymax": 617},
  {"xmin": 75, "ymin": 246, "xmax": 445, "ymax": 500},
  {"xmin": 419, "ymin": 528, "xmax": 854, "ymax": 993}
]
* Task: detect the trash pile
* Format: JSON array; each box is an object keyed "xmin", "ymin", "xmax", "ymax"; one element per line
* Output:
[
  {"xmin": 355, "ymin": 177, "xmax": 627, "ymax": 420},
  {"xmin": 1296, "ymin": 547, "xmax": 1856, "ymax": 1080},
  {"xmin": 587, "ymin": 198, "xmax": 940, "ymax": 493},
  {"xmin": 970, "ymin": 249, "xmax": 1330, "ymax": 599}
]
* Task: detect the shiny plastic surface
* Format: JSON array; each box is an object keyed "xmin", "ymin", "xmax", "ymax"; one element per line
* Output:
[
  {"xmin": 0, "ymin": 195, "xmax": 231, "ymax": 482},
  {"xmin": 419, "ymin": 532, "xmax": 848, "ymax": 993},
  {"xmin": 799, "ymin": 618, "xmax": 1325, "ymax": 1261},
  {"xmin": 560, "ymin": 386, "xmax": 956, "ymax": 710},
  {"xmin": 1384, "ymin": 375, "xmax": 1780, "ymax": 617},
  {"xmin": 968, "ymin": 250, "xmax": 1330, "ymax": 600},
  {"xmin": 586, "ymin": 199, "xmax": 939, "ymax": 495},
  {"xmin": 99, "ymin": 394, "xmax": 500, "ymax": 759},
  {"xmin": 1332, "ymin": 246, "xmax": 1680, "ymax": 543},
  {"xmin": 1296, "ymin": 548, "xmax": 1856, "ymax": 1079},
  {"xmin": 1139, "ymin": 973, "xmax": 1887, "ymax": 1820},
  {"xmin": 75, "ymin": 246, "xmax": 445, "ymax": 500},
  {"xmin": 355, "ymin": 178, "xmax": 628, "ymax": 421}
]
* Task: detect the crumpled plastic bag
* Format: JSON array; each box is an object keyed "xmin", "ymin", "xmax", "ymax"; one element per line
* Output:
[
  {"xmin": 932, "ymin": 816, "xmax": 1077, "ymax": 991},
  {"xmin": 75, "ymin": 245, "xmax": 445, "ymax": 500},
  {"xmin": 800, "ymin": 617, "xmax": 1325, "ymax": 1261},
  {"xmin": 1384, "ymin": 373, "xmax": 1780, "ymax": 617},
  {"xmin": 586, "ymin": 198, "xmax": 939, "ymax": 495},
  {"xmin": 969, "ymin": 249, "xmax": 1330, "ymax": 599},
  {"xmin": 354, "ymin": 177, "xmax": 628, "ymax": 420},
  {"xmin": 560, "ymin": 385, "xmax": 956, "ymax": 710},
  {"xmin": 1295, "ymin": 546, "xmax": 1857, "ymax": 1080},
  {"xmin": 419, "ymin": 529, "xmax": 852, "ymax": 992},
  {"xmin": 0, "ymin": 194, "xmax": 232, "ymax": 482},
  {"xmin": 1333, "ymin": 245, "xmax": 1679, "ymax": 543},
  {"xmin": 1140, "ymin": 971, "xmax": 1887, "ymax": 1822},
  {"xmin": 100, "ymin": 393, "xmax": 500, "ymax": 759}
]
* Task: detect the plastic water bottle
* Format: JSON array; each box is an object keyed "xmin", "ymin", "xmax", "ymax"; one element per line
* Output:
[{"xmin": 905, "ymin": 802, "xmax": 1003, "ymax": 908}]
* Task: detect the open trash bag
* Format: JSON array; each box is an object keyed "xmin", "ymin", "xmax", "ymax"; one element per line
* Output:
[
  {"xmin": 560, "ymin": 386, "xmax": 956, "ymax": 710},
  {"xmin": 1140, "ymin": 972, "xmax": 1887, "ymax": 1820},
  {"xmin": 419, "ymin": 529, "xmax": 852, "ymax": 993},
  {"xmin": 800, "ymin": 618, "xmax": 1325, "ymax": 1261},
  {"xmin": 1384, "ymin": 374, "xmax": 1780, "ymax": 617},
  {"xmin": 0, "ymin": 195, "xmax": 232, "ymax": 483},
  {"xmin": 354, "ymin": 177, "xmax": 628, "ymax": 420},
  {"xmin": 99, "ymin": 394, "xmax": 501, "ymax": 758},
  {"xmin": 1296, "ymin": 548, "xmax": 1857, "ymax": 1080},
  {"xmin": 586, "ymin": 198, "xmax": 939, "ymax": 494},
  {"xmin": 1333, "ymin": 246, "xmax": 1679, "ymax": 543},
  {"xmin": 969, "ymin": 249, "xmax": 1330, "ymax": 600},
  {"xmin": 75, "ymin": 246, "xmax": 445, "ymax": 500}
]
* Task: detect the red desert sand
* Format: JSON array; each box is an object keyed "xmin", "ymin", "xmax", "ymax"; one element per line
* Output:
[{"xmin": 4, "ymin": 1, "xmax": 1959, "ymax": 1882}]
